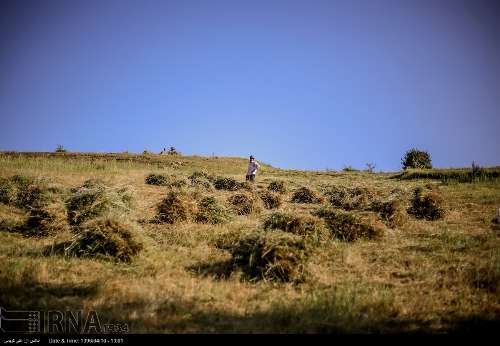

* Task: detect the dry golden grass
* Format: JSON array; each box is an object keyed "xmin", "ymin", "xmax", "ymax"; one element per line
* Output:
[{"xmin": 0, "ymin": 152, "xmax": 499, "ymax": 333}]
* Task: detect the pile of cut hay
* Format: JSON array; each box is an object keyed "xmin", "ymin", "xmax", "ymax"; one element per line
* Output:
[
  {"xmin": 322, "ymin": 185, "xmax": 376, "ymax": 211},
  {"xmin": 230, "ymin": 230, "xmax": 310, "ymax": 282},
  {"xmin": 195, "ymin": 196, "xmax": 232, "ymax": 224},
  {"xmin": 407, "ymin": 187, "xmax": 445, "ymax": 220},
  {"xmin": 259, "ymin": 191, "xmax": 282, "ymax": 209},
  {"xmin": 263, "ymin": 212, "xmax": 329, "ymax": 242},
  {"xmin": 64, "ymin": 216, "xmax": 143, "ymax": 263},
  {"xmin": 290, "ymin": 187, "xmax": 323, "ymax": 204},
  {"xmin": 313, "ymin": 207, "xmax": 386, "ymax": 242},
  {"xmin": 155, "ymin": 190, "xmax": 197, "ymax": 224},
  {"xmin": 66, "ymin": 179, "xmax": 134, "ymax": 226},
  {"xmin": 370, "ymin": 198, "xmax": 407, "ymax": 228},
  {"xmin": 145, "ymin": 173, "xmax": 170, "ymax": 186},
  {"xmin": 0, "ymin": 175, "xmax": 69, "ymax": 237},
  {"xmin": 0, "ymin": 204, "xmax": 27, "ymax": 233},
  {"xmin": 213, "ymin": 177, "xmax": 241, "ymax": 191},
  {"xmin": 227, "ymin": 193, "xmax": 261, "ymax": 215},
  {"xmin": 168, "ymin": 177, "xmax": 188, "ymax": 189},
  {"xmin": 188, "ymin": 171, "xmax": 213, "ymax": 190},
  {"xmin": 267, "ymin": 180, "xmax": 287, "ymax": 194}
]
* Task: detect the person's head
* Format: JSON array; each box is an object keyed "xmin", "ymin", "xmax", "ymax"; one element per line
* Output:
[{"xmin": 249, "ymin": 155, "xmax": 255, "ymax": 162}]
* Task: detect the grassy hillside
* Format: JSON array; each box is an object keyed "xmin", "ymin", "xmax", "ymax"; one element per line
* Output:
[{"xmin": 1, "ymin": 152, "xmax": 499, "ymax": 333}]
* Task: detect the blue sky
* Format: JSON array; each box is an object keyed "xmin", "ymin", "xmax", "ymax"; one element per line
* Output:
[{"xmin": 1, "ymin": 0, "xmax": 499, "ymax": 171}]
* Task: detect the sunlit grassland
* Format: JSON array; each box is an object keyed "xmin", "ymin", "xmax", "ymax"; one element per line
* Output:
[{"xmin": 1, "ymin": 152, "xmax": 499, "ymax": 333}]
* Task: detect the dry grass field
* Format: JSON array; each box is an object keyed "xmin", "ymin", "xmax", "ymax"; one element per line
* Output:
[{"xmin": 1, "ymin": 151, "xmax": 499, "ymax": 333}]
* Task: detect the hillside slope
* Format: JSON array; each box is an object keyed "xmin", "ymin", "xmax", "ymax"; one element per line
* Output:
[{"xmin": 0, "ymin": 152, "xmax": 499, "ymax": 333}]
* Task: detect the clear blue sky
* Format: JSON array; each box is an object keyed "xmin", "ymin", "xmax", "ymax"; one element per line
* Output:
[{"xmin": 1, "ymin": 0, "xmax": 499, "ymax": 171}]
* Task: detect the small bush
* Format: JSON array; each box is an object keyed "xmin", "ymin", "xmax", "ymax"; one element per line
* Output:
[
  {"xmin": 195, "ymin": 196, "xmax": 232, "ymax": 224},
  {"xmin": 230, "ymin": 230, "xmax": 310, "ymax": 282},
  {"xmin": 213, "ymin": 177, "xmax": 241, "ymax": 191},
  {"xmin": 156, "ymin": 191, "xmax": 197, "ymax": 224},
  {"xmin": 313, "ymin": 207, "xmax": 386, "ymax": 242},
  {"xmin": 401, "ymin": 148, "xmax": 432, "ymax": 170},
  {"xmin": 66, "ymin": 180, "xmax": 134, "ymax": 226},
  {"xmin": 322, "ymin": 185, "xmax": 375, "ymax": 211},
  {"xmin": 145, "ymin": 174, "xmax": 169, "ymax": 186},
  {"xmin": 268, "ymin": 180, "xmax": 287, "ymax": 194},
  {"xmin": 407, "ymin": 187, "xmax": 445, "ymax": 220},
  {"xmin": 291, "ymin": 187, "xmax": 323, "ymax": 204},
  {"xmin": 259, "ymin": 191, "xmax": 282, "ymax": 209},
  {"xmin": 263, "ymin": 212, "xmax": 329, "ymax": 242},
  {"xmin": 370, "ymin": 199, "xmax": 407, "ymax": 228},
  {"xmin": 227, "ymin": 193, "xmax": 260, "ymax": 215},
  {"xmin": 64, "ymin": 216, "xmax": 143, "ymax": 263}
]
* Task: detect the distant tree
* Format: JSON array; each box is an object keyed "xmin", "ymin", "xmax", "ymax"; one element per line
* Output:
[
  {"xmin": 401, "ymin": 148, "xmax": 432, "ymax": 170},
  {"xmin": 365, "ymin": 163, "xmax": 376, "ymax": 173},
  {"xmin": 55, "ymin": 144, "xmax": 67, "ymax": 153}
]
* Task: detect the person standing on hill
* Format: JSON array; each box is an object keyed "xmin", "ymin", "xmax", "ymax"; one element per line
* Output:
[{"xmin": 246, "ymin": 155, "xmax": 260, "ymax": 182}]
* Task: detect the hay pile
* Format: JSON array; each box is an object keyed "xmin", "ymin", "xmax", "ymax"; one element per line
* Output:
[
  {"xmin": 188, "ymin": 171, "xmax": 213, "ymax": 190},
  {"xmin": 227, "ymin": 193, "xmax": 260, "ymax": 215},
  {"xmin": 195, "ymin": 196, "xmax": 232, "ymax": 224},
  {"xmin": 145, "ymin": 173, "xmax": 170, "ymax": 186},
  {"xmin": 238, "ymin": 181, "xmax": 255, "ymax": 192},
  {"xmin": 407, "ymin": 187, "xmax": 445, "ymax": 220},
  {"xmin": 290, "ymin": 187, "xmax": 323, "ymax": 204},
  {"xmin": 66, "ymin": 179, "xmax": 134, "ymax": 226},
  {"xmin": 0, "ymin": 175, "xmax": 69, "ymax": 237},
  {"xmin": 0, "ymin": 175, "xmax": 57, "ymax": 209},
  {"xmin": 229, "ymin": 230, "xmax": 310, "ymax": 282},
  {"xmin": 64, "ymin": 216, "xmax": 143, "ymax": 263},
  {"xmin": 155, "ymin": 190, "xmax": 197, "ymax": 224},
  {"xmin": 23, "ymin": 199, "xmax": 69, "ymax": 237},
  {"xmin": 0, "ymin": 204, "xmax": 27, "ymax": 233},
  {"xmin": 259, "ymin": 191, "xmax": 282, "ymax": 209},
  {"xmin": 322, "ymin": 185, "xmax": 376, "ymax": 211},
  {"xmin": 263, "ymin": 212, "xmax": 329, "ymax": 242},
  {"xmin": 313, "ymin": 207, "xmax": 386, "ymax": 242},
  {"xmin": 213, "ymin": 177, "xmax": 241, "ymax": 191},
  {"xmin": 268, "ymin": 180, "xmax": 287, "ymax": 194},
  {"xmin": 370, "ymin": 199, "xmax": 407, "ymax": 228},
  {"xmin": 168, "ymin": 176, "xmax": 188, "ymax": 189}
]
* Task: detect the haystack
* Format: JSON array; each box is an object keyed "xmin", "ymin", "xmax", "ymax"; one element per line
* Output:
[
  {"xmin": 267, "ymin": 180, "xmax": 287, "ymax": 194},
  {"xmin": 263, "ymin": 212, "xmax": 329, "ymax": 241},
  {"xmin": 66, "ymin": 179, "xmax": 134, "ymax": 226},
  {"xmin": 65, "ymin": 216, "xmax": 143, "ymax": 262},
  {"xmin": 230, "ymin": 230, "xmax": 310, "ymax": 282},
  {"xmin": 145, "ymin": 173, "xmax": 169, "ymax": 186},
  {"xmin": 213, "ymin": 177, "xmax": 241, "ymax": 191},
  {"xmin": 322, "ymin": 185, "xmax": 376, "ymax": 211},
  {"xmin": 188, "ymin": 171, "xmax": 213, "ymax": 190},
  {"xmin": 407, "ymin": 187, "xmax": 445, "ymax": 220},
  {"xmin": 290, "ymin": 187, "xmax": 323, "ymax": 204},
  {"xmin": 155, "ymin": 190, "xmax": 197, "ymax": 224},
  {"xmin": 313, "ymin": 207, "xmax": 386, "ymax": 242},
  {"xmin": 370, "ymin": 199, "xmax": 407, "ymax": 228},
  {"xmin": 227, "ymin": 193, "xmax": 261, "ymax": 215},
  {"xmin": 195, "ymin": 196, "xmax": 232, "ymax": 224},
  {"xmin": 259, "ymin": 191, "xmax": 282, "ymax": 209}
]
